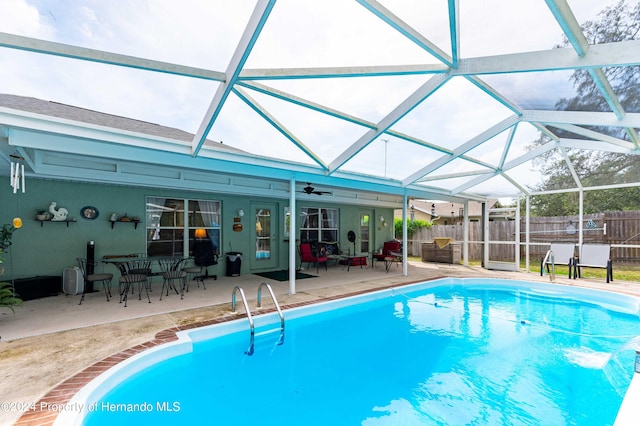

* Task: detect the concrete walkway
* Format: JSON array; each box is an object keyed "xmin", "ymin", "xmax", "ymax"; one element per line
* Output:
[{"xmin": 1, "ymin": 260, "xmax": 639, "ymax": 425}]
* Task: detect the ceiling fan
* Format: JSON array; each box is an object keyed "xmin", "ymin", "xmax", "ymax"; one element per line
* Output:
[{"xmin": 301, "ymin": 183, "xmax": 332, "ymax": 196}]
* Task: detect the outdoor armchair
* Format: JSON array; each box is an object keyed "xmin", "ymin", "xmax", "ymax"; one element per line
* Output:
[
  {"xmin": 572, "ymin": 243, "xmax": 613, "ymax": 283},
  {"xmin": 298, "ymin": 242, "xmax": 328, "ymax": 274},
  {"xmin": 372, "ymin": 241, "xmax": 401, "ymax": 267},
  {"xmin": 540, "ymin": 243, "xmax": 576, "ymax": 278}
]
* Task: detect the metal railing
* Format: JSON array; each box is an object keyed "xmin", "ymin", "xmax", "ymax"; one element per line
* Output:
[
  {"xmin": 541, "ymin": 250, "xmax": 556, "ymax": 282},
  {"xmin": 231, "ymin": 283, "xmax": 285, "ymax": 356},
  {"xmin": 231, "ymin": 286, "xmax": 255, "ymax": 355},
  {"xmin": 257, "ymin": 282, "xmax": 284, "ymax": 331}
]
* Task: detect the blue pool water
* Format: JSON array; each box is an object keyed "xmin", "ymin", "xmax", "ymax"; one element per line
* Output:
[{"xmin": 71, "ymin": 278, "xmax": 640, "ymax": 425}]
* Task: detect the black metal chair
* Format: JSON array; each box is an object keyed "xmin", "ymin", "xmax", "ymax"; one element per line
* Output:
[
  {"xmin": 158, "ymin": 257, "xmax": 187, "ymax": 300},
  {"xmin": 114, "ymin": 259, "xmax": 152, "ymax": 307},
  {"xmin": 182, "ymin": 259, "xmax": 205, "ymax": 291},
  {"xmin": 182, "ymin": 255, "xmax": 218, "ymax": 292},
  {"xmin": 76, "ymin": 258, "xmax": 113, "ymax": 305}
]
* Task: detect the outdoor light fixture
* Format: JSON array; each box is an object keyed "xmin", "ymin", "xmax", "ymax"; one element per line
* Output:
[{"xmin": 237, "ymin": 209, "xmax": 244, "ymax": 217}]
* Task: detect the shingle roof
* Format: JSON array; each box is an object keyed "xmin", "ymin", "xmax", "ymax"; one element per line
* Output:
[{"xmin": 0, "ymin": 93, "xmax": 244, "ymax": 153}]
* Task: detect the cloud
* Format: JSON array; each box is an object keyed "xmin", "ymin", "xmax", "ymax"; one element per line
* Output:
[
  {"xmin": 0, "ymin": 0, "xmax": 626, "ymax": 198},
  {"xmin": 0, "ymin": 0, "xmax": 52, "ymax": 37}
]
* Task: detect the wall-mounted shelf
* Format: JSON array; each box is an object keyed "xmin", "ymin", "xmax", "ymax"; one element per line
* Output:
[
  {"xmin": 36, "ymin": 219, "xmax": 77, "ymax": 228},
  {"xmin": 110, "ymin": 220, "xmax": 140, "ymax": 229}
]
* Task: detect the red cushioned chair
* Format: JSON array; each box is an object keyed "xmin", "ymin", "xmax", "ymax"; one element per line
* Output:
[
  {"xmin": 298, "ymin": 242, "xmax": 328, "ymax": 274},
  {"xmin": 372, "ymin": 241, "xmax": 401, "ymax": 268}
]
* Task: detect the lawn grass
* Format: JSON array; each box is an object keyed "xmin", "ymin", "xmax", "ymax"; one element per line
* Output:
[
  {"xmin": 418, "ymin": 258, "xmax": 640, "ymax": 282},
  {"xmin": 528, "ymin": 261, "xmax": 640, "ymax": 282}
]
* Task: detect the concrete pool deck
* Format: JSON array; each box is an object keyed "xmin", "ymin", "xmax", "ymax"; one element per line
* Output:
[{"xmin": 2, "ymin": 260, "xmax": 640, "ymax": 425}]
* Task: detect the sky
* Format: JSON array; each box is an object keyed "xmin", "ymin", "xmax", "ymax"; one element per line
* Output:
[{"xmin": 0, "ymin": 0, "xmax": 628, "ymax": 199}]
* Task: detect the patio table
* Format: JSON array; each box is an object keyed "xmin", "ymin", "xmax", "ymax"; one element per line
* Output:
[{"xmin": 340, "ymin": 255, "xmax": 368, "ymax": 271}]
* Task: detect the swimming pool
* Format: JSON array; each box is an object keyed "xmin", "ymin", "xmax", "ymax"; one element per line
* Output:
[{"xmin": 59, "ymin": 278, "xmax": 640, "ymax": 425}]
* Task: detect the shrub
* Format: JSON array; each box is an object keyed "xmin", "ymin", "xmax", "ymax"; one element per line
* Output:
[{"xmin": 394, "ymin": 218, "xmax": 432, "ymax": 238}]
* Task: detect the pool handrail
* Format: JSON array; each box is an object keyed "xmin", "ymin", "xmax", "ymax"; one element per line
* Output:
[
  {"xmin": 257, "ymin": 282, "xmax": 285, "ymax": 346},
  {"xmin": 541, "ymin": 249, "xmax": 557, "ymax": 282},
  {"xmin": 231, "ymin": 285, "xmax": 255, "ymax": 355},
  {"xmin": 257, "ymin": 282, "xmax": 285, "ymax": 332}
]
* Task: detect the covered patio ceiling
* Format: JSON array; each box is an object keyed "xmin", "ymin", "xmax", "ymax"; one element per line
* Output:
[{"xmin": 1, "ymin": 0, "xmax": 639, "ymax": 204}]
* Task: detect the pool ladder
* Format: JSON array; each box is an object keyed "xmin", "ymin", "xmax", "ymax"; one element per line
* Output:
[
  {"xmin": 231, "ymin": 282, "xmax": 285, "ymax": 356},
  {"xmin": 542, "ymin": 249, "xmax": 556, "ymax": 282}
]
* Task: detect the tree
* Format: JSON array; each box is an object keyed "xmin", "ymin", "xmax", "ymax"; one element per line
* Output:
[{"xmin": 529, "ymin": 0, "xmax": 640, "ymax": 216}]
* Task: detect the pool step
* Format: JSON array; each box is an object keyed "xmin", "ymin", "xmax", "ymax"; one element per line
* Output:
[
  {"xmin": 603, "ymin": 354, "xmax": 632, "ymax": 397},
  {"xmin": 255, "ymin": 327, "xmax": 285, "ymax": 339},
  {"xmin": 247, "ymin": 327, "xmax": 284, "ymax": 355}
]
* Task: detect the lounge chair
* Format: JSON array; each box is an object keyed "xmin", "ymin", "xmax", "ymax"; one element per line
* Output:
[
  {"xmin": 572, "ymin": 243, "xmax": 613, "ymax": 283},
  {"xmin": 540, "ymin": 243, "xmax": 575, "ymax": 277}
]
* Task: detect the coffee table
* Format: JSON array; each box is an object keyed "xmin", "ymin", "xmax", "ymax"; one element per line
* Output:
[{"xmin": 342, "ymin": 255, "xmax": 368, "ymax": 271}]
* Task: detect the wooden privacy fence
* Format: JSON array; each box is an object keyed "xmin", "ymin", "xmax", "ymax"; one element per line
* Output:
[{"xmin": 407, "ymin": 210, "xmax": 640, "ymax": 264}]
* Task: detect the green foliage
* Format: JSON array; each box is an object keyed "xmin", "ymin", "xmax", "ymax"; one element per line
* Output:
[
  {"xmin": 394, "ymin": 218, "xmax": 432, "ymax": 238},
  {"xmin": 1, "ymin": 224, "xmax": 15, "ymax": 249},
  {"xmin": 528, "ymin": 0, "xmax": 640, "ymax": 216},
  {"xmin": 0, "ymin": 226, "xmax": 22, "ymax": 313},
  {"xmin": 0, "ymin": 281, "xmax": 22, "ymax": 313}
]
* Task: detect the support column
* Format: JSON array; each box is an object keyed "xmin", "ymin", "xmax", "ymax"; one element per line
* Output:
[
  {"xmin": 402, "ymin": 194, "xmax": 408, "ymax": 276},
  {"xmin": 515, "ymin": 198, "xmax": 521, "ymax": 268},
  {"xmin": 525, "ymin": 195, "xmax": 530, "ymax": 272},
  {"xmin": 463, "ymin": 200, "xmax": 469, "ymax": 266},
  {"xmin": 288, "ymin": 178, "xmax": 297, "ymax": 294},
  {"xmin": 578, "ymin": 189, "xmax": 584, "ymax": 259},
  {"xmin": 482, "ymin": 202, "xmax": 489, "ymax": 268}
]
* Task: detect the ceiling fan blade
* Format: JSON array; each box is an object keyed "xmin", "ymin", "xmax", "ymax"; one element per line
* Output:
[{"xmin": 300, "ymin": 183, "xmax": 331, "ymax": 195}]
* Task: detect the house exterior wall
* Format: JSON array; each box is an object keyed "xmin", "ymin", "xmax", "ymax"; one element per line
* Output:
[{"xmin": 0, "ymin": 179, "xmax": 395, "ymax": 280}]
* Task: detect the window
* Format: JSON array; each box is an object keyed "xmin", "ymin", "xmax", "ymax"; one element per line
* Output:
[
  {"xmin": 146, "ymin": 197, "xmax": 221, "ymax": 257},
  {"xmin": 284, "ymin": 206, "xmax": 291, "ymax": 238},
  {"xmin": 299, "ymin": 207, "xmax": 338, "ymax": 242},
  {"xmin": 360, "ymin": 214, "xmax": 369, "ymax": 253},
  {"xmin": 255, "ymin": 208, "xmax": 271, "ymax": 259}
]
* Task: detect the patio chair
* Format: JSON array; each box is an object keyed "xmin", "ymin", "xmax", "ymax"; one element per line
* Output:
[
  {"xmin": 183, "ymin": 239, "xmax": 219, "ymax": 291},
  {"xmin": 298, "ymin": 242, "xmax": 327, "ymax": 274},
  {"xmin": 114, "ymin": 258, "xmax": 152, "ymax": 307},
  {"xmin": 76, "ymin": 258, "xmax": 113, "ymax": 304},
  {"xmin": 540, "ymin": 243, "xmax": 575, "ymax": 277},
  {"xmin": 372, "ymin": 241, "xmax": 401, "ymax": 268},
  {"xmin": 158, "ymin": 257, "xmax": 188, "ymax": 300},
  {"xmin": 572, "ymin": 244, "xmax": 613, "ymax": 283}
]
